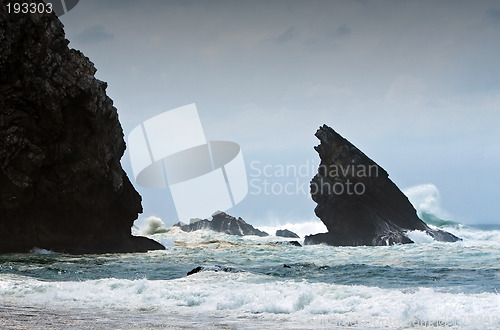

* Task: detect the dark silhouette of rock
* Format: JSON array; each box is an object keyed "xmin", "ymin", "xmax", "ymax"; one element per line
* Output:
[
  {"xmin": 174, "ymin": 211, "xmax": 269, "ymax": 237},
  {"xmin": 270, "ymin": 241, "xmax": 302, "ymax": 247},
  {"xmin": 187, "ymin": 265, "xmax": 242, "ymax": 276},
  {"xmin": 304, "ymin": 125, "xmax": 460, "ymax": 246},
  {"xmin": 0, "ymin": 5, "xmax": 164, "ymax": 253},
  {"xmin": 276, "ymin": 229, "xmax": 300, "ymax": 238}
]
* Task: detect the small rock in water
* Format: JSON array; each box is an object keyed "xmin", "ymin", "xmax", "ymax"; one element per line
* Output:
[
  {"xmin": 270, "ymin": 241, "xmax": 302, "ymax": 247},
  {"xmin": 174, "ymin": 211, "xmax": 268, "ymax": 237},
  {"xmin": 187, "ymin": 265, "xmax": 242, "ymax": 276},
  {"xmin": 276, "ymin": 229, "xmax": 300, "ymax": 238}
]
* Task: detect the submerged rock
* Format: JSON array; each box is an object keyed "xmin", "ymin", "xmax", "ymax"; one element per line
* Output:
[
  {"xmin": 0, "ymin": 7, "xmax": 164, "ymax": 253},
  {"xmin": 174, "ymin": 211, "xmax": 269, "ymax": 237},
  {"xmin": 270, "ymin": 241, "xmax": 302, "ymax": 247},
  {"xmin": 276, "ymin": 229, "xmax": 300, "ymax": 238},
  {"xmin": 187, "ymin": 265, "xmax": 242, "ymax": 276},
  {"xmin": 305, "ymin": 125, "xmax": 460, "ymax": 246}
]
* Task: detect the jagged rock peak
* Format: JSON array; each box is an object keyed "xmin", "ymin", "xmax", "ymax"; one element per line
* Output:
[
  {"xmin": 174, "ymin": 211, "xmax": 269, "ymax": 237},
  {"xmin": 305, "ymin": 125, "xmax": 460, "ymax": 246},
  {"xmin": 276, "ymin": 229, "xmax": 300, "ymax": 238}
]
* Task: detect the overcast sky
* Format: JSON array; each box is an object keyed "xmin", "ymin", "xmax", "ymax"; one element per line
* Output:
[{"xmin": 60, "ymin": 0, "xmax": 500, "ymax": 226}]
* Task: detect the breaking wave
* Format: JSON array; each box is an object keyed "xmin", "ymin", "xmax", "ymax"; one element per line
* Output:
[
  {"xmin": 137, "ymin": 216, "xmax": 169, "ymax": 235},
  {"xmin": 403, "ymin": 183, "xmax": 462, "ymax": 229}
]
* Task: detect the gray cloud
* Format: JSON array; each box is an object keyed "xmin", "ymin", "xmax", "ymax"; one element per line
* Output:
[
  {"xmin": 335, "ymin": 24, "xmax": 351, "ymax": 37},
  {"xmin": 274, "ymin": 26, "xmax": 298, "ymax": 44},
  {"xmin": 486, "ymin": 7, "xmax": 500, "ymax": 22},
  {"xmin": 303, "ymin": 24, "xmax": 351, "ymax": 51},
  {"xmin": 75, "ymin": 25, "xmax": 114, "ymax": 44}
]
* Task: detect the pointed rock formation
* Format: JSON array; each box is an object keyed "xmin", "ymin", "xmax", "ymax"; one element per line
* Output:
[
  {"xmin": 0, "ymin": 5, "xmax": 164, "ymax": 253},
  {"xmin": 304, "ymin": 125, "xmax": 460, "ymax": 246},
  {"xmin": 174, "ymin": 211, "xmax": 269, "ymax": 237},
  {"xmin": 276, "ymin": 229, "xmax": 300, "ymax": 238}
]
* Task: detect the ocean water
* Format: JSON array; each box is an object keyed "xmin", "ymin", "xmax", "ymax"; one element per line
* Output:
[{"xmin": 1, "ymin": 220, "xmax": 499, "ymax": 329}]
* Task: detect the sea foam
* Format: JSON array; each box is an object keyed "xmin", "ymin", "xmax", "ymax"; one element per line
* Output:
[{"xmin": 1, "ymin": 272, "xmax": 499, "ymax": 329}]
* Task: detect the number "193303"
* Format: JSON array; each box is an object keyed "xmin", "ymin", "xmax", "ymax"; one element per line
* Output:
[{"xmin": 6, "ymin": 2, "xmax": 53, "ymax": 14}]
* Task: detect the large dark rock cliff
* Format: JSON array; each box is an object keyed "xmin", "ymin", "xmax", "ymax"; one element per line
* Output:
[
  {"xmin": 305, "ymin": 125, "xmax": 460, "ymax": 246},
  {"xmin": 0, "ymin": 1, "xmax": 164, "ymax": 253}
]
